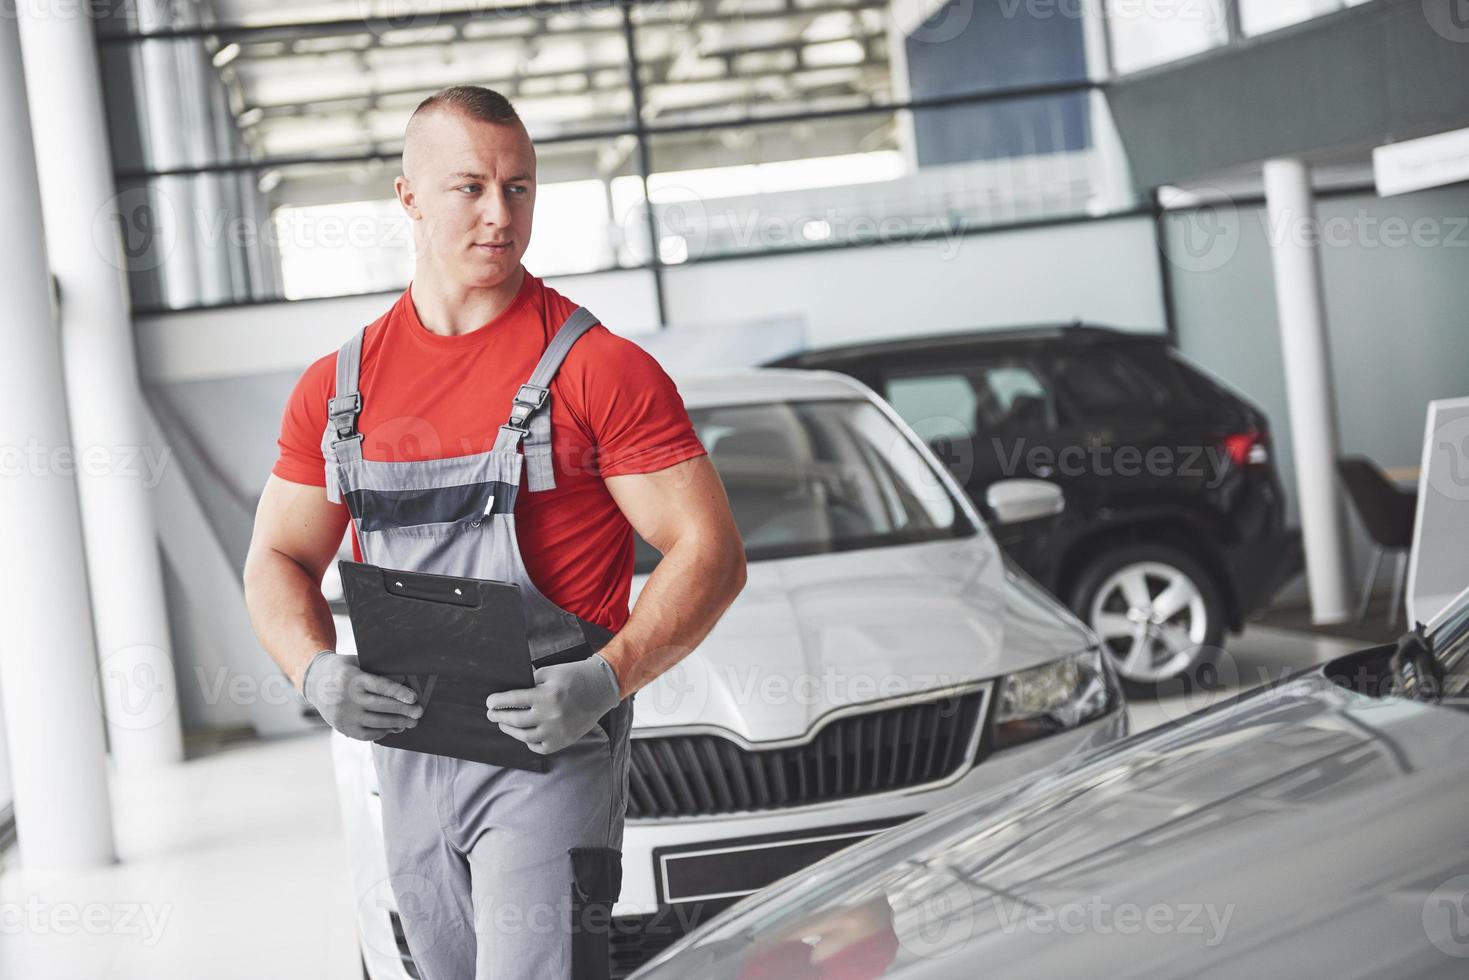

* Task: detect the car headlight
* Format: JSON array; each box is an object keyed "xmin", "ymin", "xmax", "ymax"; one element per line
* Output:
[{"xmin": 995, "ymin": 648, "xmax": 1117, "ymax": 749}]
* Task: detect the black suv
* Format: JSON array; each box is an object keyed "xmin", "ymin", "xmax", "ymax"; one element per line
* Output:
[{"xmin": 773, "ymin": 325, "xmax": 1302, "ymax": 684}]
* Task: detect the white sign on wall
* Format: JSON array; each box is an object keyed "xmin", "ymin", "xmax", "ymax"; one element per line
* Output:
[{"xmin": 1374, "ymin": 127, "xmax": 1469, "ymax": 198}]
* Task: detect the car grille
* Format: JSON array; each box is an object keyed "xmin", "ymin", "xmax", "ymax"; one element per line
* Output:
[{"xmin": 626, "ymin": 689, "xmax": 988, "ymax": 819}]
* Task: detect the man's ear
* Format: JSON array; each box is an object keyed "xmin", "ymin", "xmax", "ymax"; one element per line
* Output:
[{"xmin": 394, "ymin": 175, "xmax": 419, "ymax": 219}]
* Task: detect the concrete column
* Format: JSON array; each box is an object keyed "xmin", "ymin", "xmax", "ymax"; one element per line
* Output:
[
  {"xmin": 0, "ymin": 12, "xmax": 117, "ymax": 869},
  {"xmin": 19, "ymin": 3, "xmax": 185, "ymax": 766},
  {"xmin": 1263, "ymin": 157, "xmax": 1354, "ymax": 624}
]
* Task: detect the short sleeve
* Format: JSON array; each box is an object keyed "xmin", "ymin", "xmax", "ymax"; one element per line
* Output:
[
  {"xmin": 270, "ymin": 353, "xmax": 335, "ymax": 487},
  {"xmin": 576, "ymin": 329, "xmax": 707, "ymax": 478}
]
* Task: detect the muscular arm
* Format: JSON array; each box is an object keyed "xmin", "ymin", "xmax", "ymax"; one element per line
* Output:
[
  {"xmin": 242, "ymin": 475, "xmax": 351, "ymax": 694},
  {"xmin": 598, "ymin": 455, "xmax": 747, "ymax": 697}
]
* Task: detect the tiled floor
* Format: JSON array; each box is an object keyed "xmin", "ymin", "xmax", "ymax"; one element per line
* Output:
[{"xmin": 0, "ymin": 623, "xmax": 1367, "ymax": 979}]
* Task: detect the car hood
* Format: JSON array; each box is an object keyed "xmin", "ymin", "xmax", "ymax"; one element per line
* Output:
[
  {"xmin": 629, "ymin": 535, "xmax": 1092, "ymax": 743},
  {"xmin": 635, "ymin": 676, "xmax": 1469, "ymax": 979}
]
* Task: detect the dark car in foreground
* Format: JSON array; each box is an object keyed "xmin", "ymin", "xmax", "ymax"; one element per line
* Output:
[
  {"xmin": 773, "ymin": 325, "xmax": 1303, "ymax": 684},
  {"xmin": 632, "ymin": 585, "xmax": 1469, "ymax": 978}
]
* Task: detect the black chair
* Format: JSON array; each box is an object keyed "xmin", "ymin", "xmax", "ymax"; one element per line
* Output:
[{"xmin": 1336, "ymin": 457, "xmax": 1418, "ymax": 626}]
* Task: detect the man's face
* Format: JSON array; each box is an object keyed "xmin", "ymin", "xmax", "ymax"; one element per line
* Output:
[{"xmin": 397, "ymin": 111, "xmax": 536, "ymax": 289}]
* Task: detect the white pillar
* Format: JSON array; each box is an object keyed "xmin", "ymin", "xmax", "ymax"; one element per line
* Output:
[
  {"xmin": 0, "ymin": 12, "xmax": 117, "ymax": 869},
  {"xmin": 1263, "ymin": 158, "xmax": 1354, "ymax": 624},
  {"xmin": 19, "ymin": 3, "xmax": 185, "ymax": 766}
]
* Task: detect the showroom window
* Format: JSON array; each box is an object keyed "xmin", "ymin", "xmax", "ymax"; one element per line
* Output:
[
  {"xmin": 1237, "ymin": 0, "xmax": 1375, "ymax": 37},
  {"xmin": 96, "ymin": 0, "xmax": 1114, "ymax": 315},
  {"xmin": 1106, "ymin": 0, "xmax": 1384, "ymax": 74}
]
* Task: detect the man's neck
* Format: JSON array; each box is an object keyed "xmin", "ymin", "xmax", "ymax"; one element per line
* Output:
[{"xmin": 410, "ymin": 264, "xmax": 526, "ymax": 338}]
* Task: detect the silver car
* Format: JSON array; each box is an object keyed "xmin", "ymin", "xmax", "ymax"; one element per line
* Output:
[
  {"xmin": 330, "ymin": 368, "xmax": 1128, "ymax": 978},
  {"xmin": 633, "ymin": 584, "xmax": 1469, "ymax": 979}
]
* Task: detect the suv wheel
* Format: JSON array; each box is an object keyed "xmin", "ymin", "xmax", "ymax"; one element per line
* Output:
[{"xmin": 1068, "ymin": 544, "xmax": 1225, "ymax": 684}]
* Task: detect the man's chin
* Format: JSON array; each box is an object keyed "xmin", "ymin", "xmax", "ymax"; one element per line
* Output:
[{"xmin": 460, "ymin": 255, "xmax": 522, "ymax": 287}]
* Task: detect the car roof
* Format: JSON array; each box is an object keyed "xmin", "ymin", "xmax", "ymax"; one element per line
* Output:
[
  {"xmin": 671, "ymin": 368, "xmax": 874, "ymax": 409},
  {"xmin": 781, "ymin": 323, "xmax": 1167, "ymax": 364}
]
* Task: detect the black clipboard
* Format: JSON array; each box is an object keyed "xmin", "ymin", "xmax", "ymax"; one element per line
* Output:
[{"xmin": 337, "ymin": 559, "xmax": 547, "ymax": 773}]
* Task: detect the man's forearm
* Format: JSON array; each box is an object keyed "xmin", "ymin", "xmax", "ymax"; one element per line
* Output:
[
  {"xmin": 597, "ymin": 534, "xmax": 745, "ymax": 698},
  {"xmin": 242, "ymin": 548, "xmax": 339, "ymax": 695}
]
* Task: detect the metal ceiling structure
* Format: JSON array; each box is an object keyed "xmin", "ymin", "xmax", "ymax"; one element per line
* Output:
[{"xmin": 106, "ymin": 0, "xmax": 897, "ymax": 163}]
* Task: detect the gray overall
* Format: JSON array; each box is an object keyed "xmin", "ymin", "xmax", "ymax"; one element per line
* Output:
[{"xmin": 322, "ymin": 306, "xmax": 633, "ymax": 980}]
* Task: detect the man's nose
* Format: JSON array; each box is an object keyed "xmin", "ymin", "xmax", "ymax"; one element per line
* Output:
[{"xmin": 479, "ymin": 187, "xmax": 511, "ymax": 226}]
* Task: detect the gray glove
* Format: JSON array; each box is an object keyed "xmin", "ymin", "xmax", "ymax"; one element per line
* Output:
[
  {"xmin": 484, "ymin": 654, "xmax": 622, "ymax": 755},
  {"xmin": 302, "ymin": 650, "xmax": 423, "ymax": 741}
]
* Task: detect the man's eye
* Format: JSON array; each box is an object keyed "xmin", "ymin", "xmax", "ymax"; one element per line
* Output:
[
  {"xmin": 507, "ymin": 185, "xmax": 528, "ymax": 196},
  {"xmin": 458, "ymin": 184, "xmax": 481, "ymax": 194}
]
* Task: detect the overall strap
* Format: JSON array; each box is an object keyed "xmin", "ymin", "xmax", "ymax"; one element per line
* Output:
[
  {"xmin": 323, "ymin": 325, "xmax": 366, "ymax": 503},
  {"xmin": 493, "ymin": 306, "xmax": 600, "ymax": 491}
]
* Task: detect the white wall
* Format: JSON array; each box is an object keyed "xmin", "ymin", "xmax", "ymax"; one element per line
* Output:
[{"xmin": 663, "ymin": 213, "xmax": 1168, "ymax": 348}]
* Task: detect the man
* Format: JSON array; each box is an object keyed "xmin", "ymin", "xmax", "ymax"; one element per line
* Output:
[{"xmin": 242, "ymin": 85, "xmax": 747, "ymax": 980}]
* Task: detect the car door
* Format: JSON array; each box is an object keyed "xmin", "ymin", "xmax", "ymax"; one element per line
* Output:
[{"xmin": 876, "ymin": 355, "xmax": 1061, "ymax": 573}]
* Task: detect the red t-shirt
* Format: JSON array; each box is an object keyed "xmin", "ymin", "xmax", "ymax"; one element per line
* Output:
[{"xmin": 271, "ymin": 272, "xmax": 707, "ymax": 632}]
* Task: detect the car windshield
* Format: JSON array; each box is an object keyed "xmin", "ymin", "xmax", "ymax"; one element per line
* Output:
[{"xmin": 635, "ymin": 398, "xmax": 974, "ymax": 573}]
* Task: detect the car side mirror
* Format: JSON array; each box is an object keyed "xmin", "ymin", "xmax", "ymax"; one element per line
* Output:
[{"xmin": 985, "ymin": 479, "xmax": 1065, "ymax": 525}]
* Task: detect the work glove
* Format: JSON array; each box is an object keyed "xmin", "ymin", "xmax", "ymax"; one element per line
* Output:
[
  {"xmin": 485, "ymin": 654, "xmax": 622, "ymax": 755},
  {"xmin": 302, "ymin": 650, "xmax": 423, "ymax": 741}
]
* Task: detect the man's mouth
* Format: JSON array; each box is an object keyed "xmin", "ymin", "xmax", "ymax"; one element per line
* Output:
[{"xmin": 473, "ymin": 241, "xmax": 513, "ymax": 255}]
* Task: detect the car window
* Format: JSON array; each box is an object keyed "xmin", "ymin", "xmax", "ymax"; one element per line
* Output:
[
  {"xmin": 971, "ymin": 360, "xmax": 1057, "ymax": 432},
  {"xmin": 1052, "ymin": 351, "xmax": 1170, "ymax": 415},
  {"xmin": 634, "ymin": 399, "xmax": 973, "ymax": 572},
  {"xmin": 883, "ymin": 373, "xmax": 978, "ymax": 443}
]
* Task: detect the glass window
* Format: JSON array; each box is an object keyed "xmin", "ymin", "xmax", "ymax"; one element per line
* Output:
[
  {"xmin": 631, "ymin": 0, "xmax": 896, "ymax": 127},
  {"xmin": 1052, "ymin": 351, "xmax": 1169, "ymax": 415},
  {"xmin": 115, "ymin": 138, "xmax": 643, "ymax": 311},
  {"xmin": 884, "ymin": 374, "xmax": 979, "ymax": 444},
  {"xmin": 646, "ymin": 95, "xmax": 1100, "ymax": 262},
  {"xmin": 99, "ymin": 7, "xmax": 633, "ymax": 172},
  {"xmin": 1106, "ymin": 0, "xmax": 1230, "ymax": 74},
  {"xmin": 1239, "ymin": 0, "xmax": 1354, "ymax": 36},
  {"xmin": 974, "ymin": 362, "xmax": 1057, "ymax": 430},
  {"xmin": 635, "ymin": 398, "xmax": 972, "ymax": 571}
]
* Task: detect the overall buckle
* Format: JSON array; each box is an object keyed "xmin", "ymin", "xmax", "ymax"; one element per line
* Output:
[
  {"xmin": 328, "ymin": 392, "xmax": 362, "ymax": 439},
  {"xmin": 508, "ymin": 384, "xmax": 549, "ymax": 428}
]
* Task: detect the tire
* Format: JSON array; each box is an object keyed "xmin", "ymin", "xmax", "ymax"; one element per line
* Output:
[{"xmin": 1067, "ymin": 543, "xmax": 1226, "ymax": 685}]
